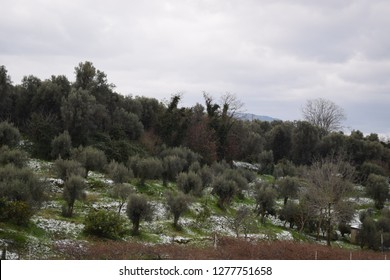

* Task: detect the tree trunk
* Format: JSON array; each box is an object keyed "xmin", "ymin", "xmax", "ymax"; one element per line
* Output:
[
  {"xmin": 132, "ymin": 218, "xmax": 140, "ymax": 235},
  {"xmin": 173, "ymin": 214, "xmax": 179, "ymax": 229},
  {"xmin": 326, "ymin": 203, "xmax": 332, "ymax": 246}
]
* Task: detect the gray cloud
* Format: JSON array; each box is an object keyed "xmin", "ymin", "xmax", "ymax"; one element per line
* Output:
[{"xmin": 1, "ymin": 0, "xmax": 389, "ymax": 135}]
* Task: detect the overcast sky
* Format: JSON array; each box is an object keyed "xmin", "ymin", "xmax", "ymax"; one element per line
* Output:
[{"xmin": 1, "ymin": 0, "xmax": 390, "ymax": 136}]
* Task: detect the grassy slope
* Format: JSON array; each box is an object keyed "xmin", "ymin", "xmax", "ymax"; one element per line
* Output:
[{"xmin": 0, "ymin": 158, "xmax": 387, "ymax": 260}]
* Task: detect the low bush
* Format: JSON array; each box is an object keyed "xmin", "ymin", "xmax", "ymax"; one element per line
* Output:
[
  {"xmin": 0, "ymin": 199, "xmax": 33, "ymax": 226},
  {"xmin": 84, "ymin": 210, "xmax": 128, "ymax": 240}
]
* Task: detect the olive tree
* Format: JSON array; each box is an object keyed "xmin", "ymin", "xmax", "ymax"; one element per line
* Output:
[
  {"xmin": 71, "ymin": 146, "xmax": 107, "ymax": 176},
  {"xmin": 176, "ymin": 171, "xmax": 203, "ymax": 196},
  {"xmin": 166, "ymin": 191, "xmax": 191, "ymax": 229},
  {"xmin": 62, "ymin": 175, "xmax": 86, "ymax": 217},
  {"xmin": 106, "ymin": 160, "xmax": 133, "ymax": 184},
  {"xmin": 212, "ymin": 177, "xmax": 237, "ymax": 210},
  {"xmin": 365, "ymin": 174, "xmax": 389, "ymax": 210},
  {"xmin": 54, "ymin": 158, "xmax": 86, "ymax": 180},
  {"xmin": 126, "ymin": 193, "xmax": 153, "ymax": 235},
  {"xmin": 111, "ymin": 183, "xmax": 134, "ymax": 214},
  {"xmin": 254, "ymin": 181, "xmax": 277, "ymax": 224}
]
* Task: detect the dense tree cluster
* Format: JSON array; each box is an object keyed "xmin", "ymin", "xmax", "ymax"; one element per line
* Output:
[{"xmin": 1, "ymin": 62, "xmax": 389, "ymax": 245}]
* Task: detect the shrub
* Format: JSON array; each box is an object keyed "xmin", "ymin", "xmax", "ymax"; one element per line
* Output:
[
  {"xmin": 0, "ymin": 200, "xmax": 33, "ymax": 226},
  {"xmin": 0, "ymin": 121, "xmax": 20, "ymax": 147},
  {"xmin": 0, "ymin": 146, "xmax": 28, "ymax": 168},
  {"xmin": 84, "ymin": 210, "xmax": 128, "ymax": 240},
  {"xmin": 0, "ymin": 164, "xmax": 46, "ymax": 209}
]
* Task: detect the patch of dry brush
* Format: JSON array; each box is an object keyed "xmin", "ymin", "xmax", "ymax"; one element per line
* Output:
[{"xmin": 55, "ymin": 237, "xmax": 387, "ymax": 260}]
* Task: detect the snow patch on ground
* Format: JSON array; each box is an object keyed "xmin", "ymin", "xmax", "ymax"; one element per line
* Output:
[
  {"xmin": 32, "ymin": 218, "xmax": 84, "ymax": 238},
  {"xmin": 277, "ymin": 230, "xmax": 294, "ymax": 241}
]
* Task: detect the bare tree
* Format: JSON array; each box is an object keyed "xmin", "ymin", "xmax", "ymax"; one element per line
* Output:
[
  {"xmin": 301, "ymin": 98, "xmax": 346, "ymax": 134},
  {"xmin": 302, "ymin": 156, "xmax": 355, "ymax": 246}
]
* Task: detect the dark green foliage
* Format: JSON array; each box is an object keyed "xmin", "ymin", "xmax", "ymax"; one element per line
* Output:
[
  {"xmin": 358, "ymin": 216, "xmax": 379, "ymax": 250},
  {"xmin": 176, "ymin": 171, "xmax": 203, "ymax": 196},
  {"xmin": 0, "ymin": 66, "xmax": 14, "ymax": 121},
  {"xmin": 61, "ymin": 88, "xmax": 97, "ymax": 146},
  {"xmin": 316, "ymin": 132, "xmax": 347, "ymax": 158},
  {"xmin": 62, "ymin": 175, "xmax": 86, "ymax": 217},
  {"xmin": 51, "ymin": 131, "xmax": 72, "ymax": 159},
  {"xmin": 365, "ymin": 174, "xmax": 389, "ymax": 209},
  {"xmin": 0, "ymin": 121, "xmax": 20, "ymax": 148},
  {"xmin": 30, "ymin": 77, "xmax": 70, "ymax": 121},
  {"xmin": 136, "ymin": 96, "xmax": 163, "ymax": 130},
  {"xmin": 110, "ymin": 108, "xmax": 143, "ymax": 140},
  {"xmin": 166, "ymin": 191, "xmax": 191, "ymax": 228},
  {"xmin": 158, "ymin": 94, "xmax": 189, "ymax": 147},
  {"xmin": 27, "ymin": 112, "xmax": 61, "ymax": 158},
  {"xmin": 359, "ymin": 162, "xmax": 386, "ymax": 184},
  {"xmin": 102, "ymin": 139, "xmax": 147, "ymax": 163},
  {"xmin": 126, "ymin": 194, "xmax": 153, "ymax": 235},
  {"xmin": 54, "ymin": 158, "xmax": 86, "ymax": 180},
  {"xmin": 291, "ymin": 121, "xmax": 320, "ymax": 165},
  {"xmin": 266, "ymin": 123, "xmax": 292, "ymax": 163},
  {"xmin": 0, "ymin": 146, "xmax": 28, "ymax": 168},
  {"xmin": 106, "ymin": 160, "xmax": 133, "ymax": 184},
  {"xmin": 279, "ymin": 201, "xmax": 299, "ymax": 228},
  {"xmin": 83, "ymin": 209, "xmax": 128, "ymax": 239}
]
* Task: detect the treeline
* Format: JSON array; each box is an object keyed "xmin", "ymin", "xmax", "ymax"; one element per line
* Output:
[
  {"xmin": 1, "ymin": 62, "xmax": 390, "ymax": 171},
  {"xmin": 1, "ymin": 62, "xmax": 390, "ymax": 250}
]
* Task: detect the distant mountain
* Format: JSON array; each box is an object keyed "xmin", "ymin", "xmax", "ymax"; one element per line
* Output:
[{"xmin": 236, "ymin": 113, "xmax": 279, "ymax": 122}]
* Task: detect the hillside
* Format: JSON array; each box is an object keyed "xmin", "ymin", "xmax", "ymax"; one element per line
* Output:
[
  {"xmin": 1, "ymin": 62, "xmax": 390, "ymax": 260},
  {"xmin": 0, "ymin": 156, "xmax": 387, "ymax": 260}
]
